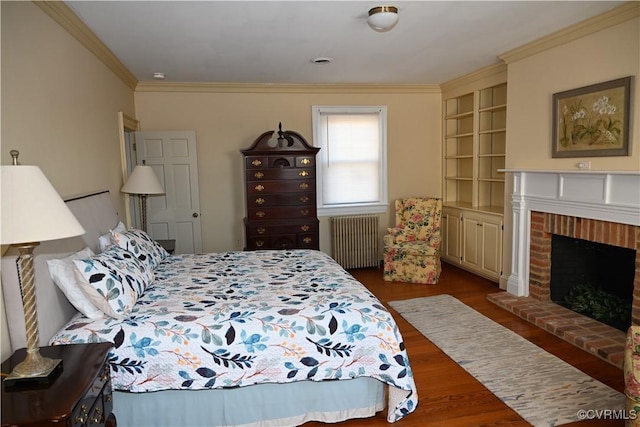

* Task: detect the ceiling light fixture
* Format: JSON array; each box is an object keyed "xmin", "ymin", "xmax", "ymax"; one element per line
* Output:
[
  {"xmin": 367, "ymin": 6, "xmax": 399, "ymax": 32},
  {"xmin": 152, "ymin": 72, "xmax": 166, "ymax": 80}
]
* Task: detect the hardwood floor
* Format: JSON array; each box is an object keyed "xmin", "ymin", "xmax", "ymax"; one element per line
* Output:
[{"xmin": 305, "ymin": 263, "xmax": 626, "ymax": 427}]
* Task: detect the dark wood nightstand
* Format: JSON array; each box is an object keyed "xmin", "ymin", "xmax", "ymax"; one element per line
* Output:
[
  {"xmin": 1, "ymin": 343, "xmax": 116, "ymax": 427},
  {"xmin": 157, "ymin": 239, "xmax": 175, "ymax": 255}
]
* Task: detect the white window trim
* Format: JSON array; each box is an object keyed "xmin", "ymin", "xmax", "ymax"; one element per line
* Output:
[{"xmin": 311, "ymin": 105, "xmax": 389, "ymax": 217}]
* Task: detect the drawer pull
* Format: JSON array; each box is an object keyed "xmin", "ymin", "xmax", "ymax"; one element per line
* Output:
[
  {"xmin": 301, "ymin": 158, "xmax": 311, "ymax": 165},
  {"xmin": 252, "ymin": 159, "xmax": 262, "ymax": 167},
  {"xmin": 299, "ymin": 196, "xmax": 309, "ymax": 203},
  {"xmin": 303, "ymin": 237, "xmax": 312, "ymax": 244},
  {"xmin": 256, "ymin": 240, "xmax": 264, "ymax": 247},
  {"xmin": 101, "ymin": 369, "xmax": 109, "ymax": 382},
  {"xmin": 254, "ymin": 172, "xmax": 264, "ymax": 179},
  {"xmin": 257, "ymin": 227, "xmax": 266, "ymax": 234},
  {"xmin": 299, "ymin": 171, "xmax": 309, "ymax": 177},
  {"xmin": 91, "ymin": 407, "xmax": 103, "ymax": 424},
  {"xmin": 106, "ymin": 394, "xmax": 113, "ymax": 402},
  {"xmin": 301, "ymin": 209, "xmax": 309, "ymax": 216},
  {"xmin": 301, "ymin": 225, "xmax": 310, "ymax": 232},
  {"xmin": 255, "ymin": 185, "xmax": 264, "ymax": 192},
  {"xmin": 299, "ymin": 183, "xmax": 309, "ymax": 190},
  {"xmin": 255, "ymin": 197, "xmax": 265, "ymax": 205},
  {"xmin": 256, "ymin": 211, "xmax": 266, "ymax": 218},
  {"xmin": 75, "ymin": 404, "xmax": 89, "ymax": 424}
]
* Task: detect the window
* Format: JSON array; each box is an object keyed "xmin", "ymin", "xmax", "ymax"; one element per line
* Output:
[{"xmin": 312, "ymin": 106, "xmax": 388, "ymax": 216}]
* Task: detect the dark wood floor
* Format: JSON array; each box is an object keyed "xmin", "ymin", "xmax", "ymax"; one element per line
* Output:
[{"xmin": 305, "ymin": 263, "xmax": 626, "ymax": 427}]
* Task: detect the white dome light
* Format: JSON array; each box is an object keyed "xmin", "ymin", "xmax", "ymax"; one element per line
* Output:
[{"xmin": 367, "ymin": 6, "xmax": 399, "ymax": 32}]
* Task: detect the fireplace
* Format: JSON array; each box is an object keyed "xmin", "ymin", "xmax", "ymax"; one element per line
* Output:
[
  {"xmin": 529, "ymin": 211, "xmax": 638, "ymax": 329},
  {"xmin": 489, "ymin": 170, "xmax": 640, "ymax": 367}
]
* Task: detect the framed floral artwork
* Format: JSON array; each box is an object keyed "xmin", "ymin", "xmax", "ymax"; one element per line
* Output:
[{"xmin": 552, "ymin": 76, "xmax": 632, "ymax": 158}]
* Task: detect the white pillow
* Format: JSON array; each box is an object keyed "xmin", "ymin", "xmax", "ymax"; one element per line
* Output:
[
  {"xmin": 47, "ymin": 247, "xmax": 106, "ymax": 319},
  {"xmin": 98, "ymin": 221, "xmax": 127, "ymax": 252}
]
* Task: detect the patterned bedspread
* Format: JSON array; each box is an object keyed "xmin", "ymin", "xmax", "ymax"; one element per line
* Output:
[{"xmin": 50, "ymin": 250, "xmax": 417, "ymax": 422}]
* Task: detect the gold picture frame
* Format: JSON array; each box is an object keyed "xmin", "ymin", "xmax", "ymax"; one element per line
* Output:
[{"xmin": 552, "ymin": 76, "xmax": 632, "ymax": 158}]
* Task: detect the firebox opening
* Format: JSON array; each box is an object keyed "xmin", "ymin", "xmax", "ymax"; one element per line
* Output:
[{"xmin": 550, "ymin": 234, "xmax": 636, "ymax": 332}]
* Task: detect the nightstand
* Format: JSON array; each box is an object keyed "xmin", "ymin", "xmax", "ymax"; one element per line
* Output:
[
  {"xmin": 157, "ymin": 239, "xmax": 176, "ymax": 255},
  {"xmin": 1, "ymin": 342, "xmax": 116, "ymax": 427}
]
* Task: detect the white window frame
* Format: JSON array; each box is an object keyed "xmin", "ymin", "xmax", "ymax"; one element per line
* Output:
[{"xmin": 311, "ymin": 105, "xmax": 389, "ymax": 217}]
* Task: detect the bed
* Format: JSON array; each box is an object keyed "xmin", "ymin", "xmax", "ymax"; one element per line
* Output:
[{"xmin": 2, "ymin": 190, "xmax": 417, "ymax": 426}]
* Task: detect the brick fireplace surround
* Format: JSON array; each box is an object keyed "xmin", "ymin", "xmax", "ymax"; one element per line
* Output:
[{"xmin": 488, "ymin": 170, "xmax": 640, "ymax": 368}]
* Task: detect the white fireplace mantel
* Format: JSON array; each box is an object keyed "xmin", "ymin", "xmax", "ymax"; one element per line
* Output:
[{"xmin": 502, "ymin": 169, "xmax": 640, "ymax": 297}]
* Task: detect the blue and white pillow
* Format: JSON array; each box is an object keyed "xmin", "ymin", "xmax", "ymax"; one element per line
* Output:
[
  {"xmin": 73, "ymin": 245, "xmax": 154, "ymax": 319},
  {"xmin": 111, "ymin": 229, "xmax": 169, "ymax": 271}
]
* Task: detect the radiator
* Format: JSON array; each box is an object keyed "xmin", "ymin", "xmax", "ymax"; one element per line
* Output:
[{"xmin": 331, "ymin": 215, "xmax": 379, "ymax": 269}]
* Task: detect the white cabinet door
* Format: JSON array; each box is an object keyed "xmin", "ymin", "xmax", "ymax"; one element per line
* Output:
[
  {"xmin": 480, "ymin": 216, "xmax": 503, "ymax": 278},
  {"xmin": 461, "ymin": 215, "xmax": 482, "ymax": 271},
  {"xmin": 442, "ymin": 208, "xmax": 461, "ymax": 263}
]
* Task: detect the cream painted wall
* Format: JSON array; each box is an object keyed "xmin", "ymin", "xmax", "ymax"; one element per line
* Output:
[
  {"xmin": 134, "ymin": 90, "xmax": 442, "ymax": 255},
  {"xmin": 501, "ymin": 15, "xmax": 640, "ymax": 284},
  {"xmin": 1, "ymin": 2, "xmax": 136, "ymax": 359},
  {"xmin": 505, "ymin": 17, "xmax": 639, "ymax": 171}
]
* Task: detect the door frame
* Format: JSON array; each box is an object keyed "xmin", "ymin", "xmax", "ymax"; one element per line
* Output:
[{"xmin": 118, "ymin": 112, "xmax": 140, "ymax": 228}]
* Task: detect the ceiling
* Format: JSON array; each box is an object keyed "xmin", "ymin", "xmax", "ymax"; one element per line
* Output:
[{"xmin": 66, "ymin": 1, "xmax": 624, "ymax": 86}]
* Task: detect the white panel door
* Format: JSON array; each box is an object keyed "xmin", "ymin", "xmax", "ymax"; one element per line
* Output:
[{"xmin": 135, "ymin": 131, "xmax": 202, "ymax": 254}]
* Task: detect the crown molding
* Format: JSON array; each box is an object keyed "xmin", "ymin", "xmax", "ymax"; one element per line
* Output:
[
  {"xmin": 33, "ymin": 0, "xmax": 138, "ymax": 91},
  {"xmin": 439, "ymin": 62, "xmax": 507, "ymax": 97},
  {"xmin": 135, "ymin": 82, "xmax": 441, "ymax": 94},
  {"xmin": 500, "ymin": 2, "xmax": 640, "ymax": 64}
]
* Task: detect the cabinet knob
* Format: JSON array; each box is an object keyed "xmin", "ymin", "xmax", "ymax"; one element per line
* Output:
[
  {"xmin": 255, "ymin": 185, "xmax": 264, "ymax": 192},
  {"xmin": 299, "ymin": 183, "xmax": 309, "ymax": 190},
  {"xmin": 301, "ymin": 158, "xmax": 311, "ymax": 165},
  {"xmin": 254, "ymin": 172, "xmax": 264, "ymax": 179},
  {"xmin": 255, "ymin": 197, "xmax": 265, "ymax": 205},
  {"xmin": 303, "ymin": 237, "xmax": 312, "ymax": 244},
  {"xmin": 256, "ymin": 211, "xmax": 266, "ymax": 218},
  {"xmin": 256, "ymin": 240, "xmax": 264, "ymax": 247},
  {"xmin": 301, "ymin": 209, "xmax": 309, "ymax": 216},
  {"xmin": 299, "ymin": 196, "xmax": 309, "ymax": 203},
  {"xmin": 252, "ymin": 159, "xmax": 262, "ymax": 166},
  {"xmin": 301, "ymin": 225, "xmax": 310, "ymax": 232},
  {"xmin": 299, "ymin": 170, "xmax": 309, "ymax": 177},
  {"xmin": 257, "ymin": 227, "xmax": 266, "ymax": 234}
]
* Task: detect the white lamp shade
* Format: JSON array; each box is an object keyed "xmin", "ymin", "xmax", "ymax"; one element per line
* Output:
[
  {"xmin": 121, "ymin": 165, "xmax": 165, "ymax": 195},
  {"xmin": 367, "ymin": 6, "xmax": 399, "ymax": 32},
  {"xmin": 1, "ymin": 165, "xmax": 85, "ymax": 245}
]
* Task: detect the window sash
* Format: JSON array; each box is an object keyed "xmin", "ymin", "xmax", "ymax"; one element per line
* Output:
[{"xmin": 312, "ymin": 106, "xmax": 388, "ymax": 216}]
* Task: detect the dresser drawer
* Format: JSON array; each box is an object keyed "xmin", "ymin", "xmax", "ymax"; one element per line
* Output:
[
  {"xmin": 248, "ymin": 193, "xmax": 315, "ymax": 207},
  {"xmin": 246, "ymin": 220, "xmax": 318, "ymax": 238},
  {"xmin": 247, "ymin": 180, "xmax": 315, "ymax": 194},
  {"xmin": 246, "ymin": 168, "xmax": 314, "ymax": 181},
  {"xmin": 72, "ymin": 360, "xmax": 112, "ymax": 426},
  {"xmin": 248, "ymin": 206, "xmax": 316, "ymax": 220}
]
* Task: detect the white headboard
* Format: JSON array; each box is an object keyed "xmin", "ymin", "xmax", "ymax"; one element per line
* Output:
[{"xmin": 1, "ymin": 190, "xmax": 120, "ymax": 350}]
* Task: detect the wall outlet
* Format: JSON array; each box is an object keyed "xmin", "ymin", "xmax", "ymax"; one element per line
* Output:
[{"xmin": 577, "ymin": 161, "xmax": 591, "ymax": 170}]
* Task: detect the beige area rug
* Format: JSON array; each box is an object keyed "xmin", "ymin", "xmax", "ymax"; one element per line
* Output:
[{"xmin": 389, "ymin": 294, "xmax": 624, "ymax": 427}]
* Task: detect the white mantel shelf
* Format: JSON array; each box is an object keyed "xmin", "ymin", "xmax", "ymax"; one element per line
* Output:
[{"xmin": 503, "ymin": 169, "xmax": 640, "ymax": 297}]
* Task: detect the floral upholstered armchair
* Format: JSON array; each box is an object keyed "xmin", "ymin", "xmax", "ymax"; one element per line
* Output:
[
  {"xmin": 625, "ymin": 325, "xmax": 640, "ymax": 426},
  {"xmin": 383, "ymin": 197, "xmax": 442, "ymax": 284}
]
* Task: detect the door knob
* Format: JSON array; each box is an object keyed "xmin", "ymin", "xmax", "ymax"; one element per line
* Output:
[{"xmin": 193, "ymin": 213, "xmax": 199, "ymax": 218}]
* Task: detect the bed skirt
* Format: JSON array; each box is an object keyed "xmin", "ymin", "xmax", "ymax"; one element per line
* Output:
[{"xmin": 113, "ymin": 377, "xmax": 386, "ymax": 426}]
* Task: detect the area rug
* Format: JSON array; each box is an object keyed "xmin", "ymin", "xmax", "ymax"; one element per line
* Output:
[{"xmin": 389, "ymin": 294, "xmax": 624, "ymax": 427}]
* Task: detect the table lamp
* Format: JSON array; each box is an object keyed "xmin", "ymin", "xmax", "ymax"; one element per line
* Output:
[
  {"xmin": 120, "ymin": 162, "xmax": 164, "ymax": 233},
  {"xmin": 1, "ymin": 150, "xmax": 85, "ymax": 385}
]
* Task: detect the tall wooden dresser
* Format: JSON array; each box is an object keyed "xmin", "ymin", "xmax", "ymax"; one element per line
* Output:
[{"xmin": 241, "ymin": 124, "xmax": 320, "ymax": 250}]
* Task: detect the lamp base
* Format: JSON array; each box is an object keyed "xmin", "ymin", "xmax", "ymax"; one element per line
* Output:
[{"xmin": 3, "ymin": 356, "xmax": 63, "ymax": 388}]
